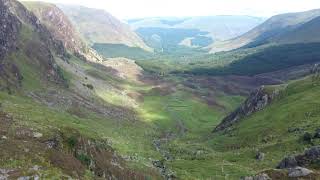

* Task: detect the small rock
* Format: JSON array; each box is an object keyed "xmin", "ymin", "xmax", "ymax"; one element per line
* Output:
[
  {"xmin": 33, "ymin": 132, "xmax": 43, "ymax": 138},
  {"xmin": 303, "ymin": 132, "xmax": 313, "ymax": 143},
  {"xmin": 277, "ymin": 156, "xmax": 298, "ymax": 169},
  {"xmin": 242, "ymin": 177, "xmax": 253, "ymax": 180},
  {"xmin": 24, "ymin": 148, "xmax": 30, "ymax": 153},
  {"xmin": 17, "ymin": 176, "xmax": 31, "ymax": 180},
  {"xmin": 288, "ymin": 127, "xmax": 302, "ymax": 133},
  {"xmin": 45, "ymin": 139, "xmax": 59, "ymax": 149},
  {"xmin": 256, "ymin": 152, "xmax": 265, "ymax": 161},
  {"xmin": 242, "ymin": 173, "xmax": 271, "ymax": 180},
  {"xmin": 152, "ymin": 160, "xmax": 165, "ymax": 169},
  {"xmin": 314, "ymin": 128, "xmax": 320, "ymax": 138},
  {"xmin": 305, "ymin": 146, "xmax": 320, "ymax": 159},
  {"xmin": 1, "ymin": 136, "xmax": 7, "ymax": 140},
  {"xmin": 288, "ymin": 167, "xmax": 313, "ymax": 177},
  {"xmin": 254, "ymin": 173, "xmax": 271, "ymax": 180},
  {"xmin": 31, "ymin": 165, "xmax": 40, "ymax": 171}
]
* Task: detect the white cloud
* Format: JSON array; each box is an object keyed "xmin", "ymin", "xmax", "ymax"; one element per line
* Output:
[{"xmin": 21, "ymin": 0, "xmax": 320, "ymax": 19}]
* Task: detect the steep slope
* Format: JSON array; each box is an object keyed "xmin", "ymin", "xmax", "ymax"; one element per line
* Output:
[
  {"xmin": 58, "ymin": 5, "xmax": 152, "ymax": 52},
  {"xmin": 0, "ymin": 0, "xmax": 161, "ymax": 179},
  {"xmin": 209, "ymin": 9, "xmax": 320, "ymax": 53},
  {"xmin": 22, "ymin": 1, "xmax": 86, "ymax": 54},
  {"xmin": 22, "ymin": 1, "xmax": 104, "ymax": 62},
  {"xmin": 0, "ymin": 0, "xmax": 23, "ymax": 90},
  {"xmin": 275, "ymin": 16, "xmax": 320, "ymax": 44},
  {"xmin": 210, "ymin": 71, "xmax": 320, "ymax": 178},
  {"xmin": 0, "ymin": 0, "xmax": 67, "ymax": 92}
]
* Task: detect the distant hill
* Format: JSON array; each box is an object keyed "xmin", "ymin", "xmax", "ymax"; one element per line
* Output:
[
  {"xmin": 135, "ymin": 27, "xmax": 213, "ymax": 52},
  {"xmin": 275, "ymin": 16, "xmax": 320, "ymax": 44},
  {"xmin": 58, "ymin": 5, "xmax": 152, "ymax": 52},
  {"xmin": 176, "ymin": 16, "xmax": 266, "ymax": 41},
  {"xmin": 128, "ymin": 16, "xmax": 265, "ymax": 41},
  {"xmin": 209, "ymin": 9, "xmax": 320, "ymax": 53}
]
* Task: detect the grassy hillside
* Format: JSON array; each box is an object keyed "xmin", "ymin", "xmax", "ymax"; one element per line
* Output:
[
  {"xmin": 137, "ymin": 43, "xmax": 320, "ymax": 77},
  {"xmin": 3, "ymin": 0, "xmax": 320, "ymax": 179},
  {"xmin": 188, "ymin": 43, "xmax": 320, "ymax": 76},
  {"xmin": 57, "ymin": 5, "xmax": 152, "ymax": 52},
  {"xmin": 205, "ymin": 75, "xmax": 320, "ymax": 177},
  {"xmin": 0, "ymin": 4, "xmax": 246, "ymax": 177},
  {"xmin": 209, "ymin": 9, "xmax": 320, "ymax": 53},
  {"xmin": 1, "ymin": 50, "xmax": 247, "ymax": 179},
  {"xmin": 276, "ymin": 16, "xmax": 320, "ymax": 44},
  {"xmin": 92, "ymin": 43, "xmax": 153, "ymax": 59}
]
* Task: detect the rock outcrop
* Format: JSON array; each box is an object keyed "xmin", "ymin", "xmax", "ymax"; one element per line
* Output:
[
  {"xmin": 213, "ymin": 87, "xmax": 280, "ymax": 132},
  {"xmin": 241, "ymin": 173, "xmax": 271, "ymax": 180},
  {"xmin": 277, "ymin": 146, "xmax": 320, "ymax": 169},
  {"xmin": 0, "ymin": 0, "xmax": 71, "ymax": 90},
  {"xmin": 0, "ymin": 0, "xmax": 21, "ymax": 60},
  {"xmin": 23, "ymin": 2, "xmax": 85, "ymax": 54},
  {"xmin": 288, "ymin": 167, "xmax": 313, "ymax": 178},
  {"xmin": 4, "ymin": 0, "xmax": 66, "ymax": 57},
  {"xmin": 58, "ymin": 5, "xmax": 153, "ymax": 52},
  {"xmin": 23, "ymin": 1, "xmax": 104, "ymax": 63},
  {"xmin": 0, "ymin": 0, "xmax": 23, "ymax": 90}
]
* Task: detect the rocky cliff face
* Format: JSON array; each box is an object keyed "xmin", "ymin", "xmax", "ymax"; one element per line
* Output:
[
  {"xmin": 23, "ymin": 1, "xmax": 104, "ymax": 63},
  {"xmin": 0, "ymin": 0, "xmax": 20, "ymax": 59},
  {"xmin": 0, "ymin": 0, "xmax": 69, "ymax": 90},
  {"xmin": 0, "ymin": 0, "xmax": 23, "ymax": 91},
  {"xmin": 58, "ymin": 5, "xmax": 152, "ymax": 52},
  {"xmin": 4, "ymin": 0, "xmax": 66, "ymax": 56},
  {"xmin": 213, "ymin": 87, "xmax": 280, "ymax": 132},
  {"xmin": 23, "ymin": 2, "xmax": 86, "ymax": 54}
]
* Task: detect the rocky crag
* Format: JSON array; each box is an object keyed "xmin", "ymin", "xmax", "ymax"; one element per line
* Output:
[{"xmin": 213, "ymin": 86, "xmax": 281, "ymax": 132}]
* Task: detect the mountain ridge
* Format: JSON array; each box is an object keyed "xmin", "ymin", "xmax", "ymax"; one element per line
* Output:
[
  {"xmin": 209, "ymin": 9, "xmax": 320, "ymax": 53},
  {"xmin": 58, "ymin": 4, "xmax": 153, "ymax": 52}
]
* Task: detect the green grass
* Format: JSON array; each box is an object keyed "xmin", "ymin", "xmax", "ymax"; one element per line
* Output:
[
  {"xmin": 140, "ymin": 90, "xmax": 223, "ymax": 134},
  {"xmin": 187, "ymin": 76, "xmax": 320, "ymax": 179},
  {"xmin": 1, "ymin": 50, "xmax": 247, "ymax": 178},
  {"xmin": 6, "ymin": 20, "xmax": 320, "ymax": 178},
  {"xmin": 92, "ymin": 43, "xmax": 153, "ymax": 59}
]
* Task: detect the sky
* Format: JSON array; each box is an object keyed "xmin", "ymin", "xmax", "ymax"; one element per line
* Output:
[{"xmin": 23, "ymin": 0, "xmax": 320, "ymax": 19}]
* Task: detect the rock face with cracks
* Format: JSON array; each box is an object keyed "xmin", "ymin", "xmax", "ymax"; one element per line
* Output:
[
  {"xmin": 214, "ymin": 86, "xmax": 280, "ymax": 132},
  {"xmin": 0, "ymin": 0, "xmax": 21, "ymax": 60}
]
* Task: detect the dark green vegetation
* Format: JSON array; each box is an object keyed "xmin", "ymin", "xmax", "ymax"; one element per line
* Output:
[
  {"xmin": 92, "ymin": 41, "xmax": 209, "ymax": 63},
  {"xmin": 92, "ymin": 43, "xmax": 153, "ymax": 59},
  {"xmin": 136, "ymin": 27, "xmax": 213, "ymax": 51},
  {"xmin": 186, "ymin": 43, "xmax": 320, "ymax": 76},
  {"xmin": 135, "ymin": 43, "xmax": 320, "ymax": 77}
]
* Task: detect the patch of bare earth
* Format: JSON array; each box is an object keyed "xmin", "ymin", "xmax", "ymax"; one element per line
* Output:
[{"xmin": 101, "ymin": 58, "xmax": 144, "ymax": 83}]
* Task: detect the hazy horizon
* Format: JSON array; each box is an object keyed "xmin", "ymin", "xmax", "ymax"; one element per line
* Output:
[{"xmin": 22, "ymin": 0, "xmax": 320, "ymax": 20}]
